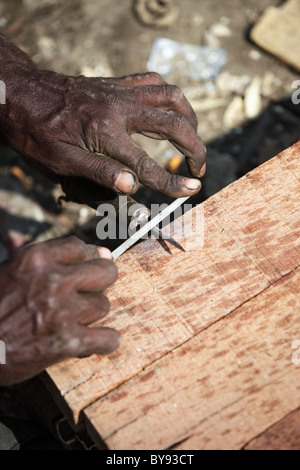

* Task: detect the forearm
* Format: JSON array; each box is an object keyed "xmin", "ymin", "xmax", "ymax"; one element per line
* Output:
[{"xmin": 0, "ymin": 34, "xmax": 34, "ymax": 71}]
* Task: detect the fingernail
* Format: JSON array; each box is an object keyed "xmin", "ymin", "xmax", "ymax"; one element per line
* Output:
[
  {"xmin": 97, "ymin": 247, "xmax": 113, "ymax": 260},
  {"xmin": 115, "ymin": 172, "xmax": 136, "ymax": 193},
  {"xmin": 184, "ymin": 178, "xmax": 201, "ymax": 190}
]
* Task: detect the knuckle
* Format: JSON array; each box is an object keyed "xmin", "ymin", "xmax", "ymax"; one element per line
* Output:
[
  {"xmin": 89, "ymin": 155, "xmax": 112, "ymax": 184},
  {"xmin": 90, "ymin": 114, "xmax": 112, "ymax": 135},
  {"xmin": 86, "ymin": 244, "xmax": 101, "ymax": 261},
  {"xmin": 166, "ymin": 85, "xmax": 183, "ymax": 103},
  {"xmin": 146, "ymin": 72, "xmax": 164, "ymax": 83},
  {"xmin": 52, "ymin": 329, "xmax": 82, "ymax": 357},
  {"xmin": 27, "ymin": 277, "xmax": 66, "ymax": 335},
  {"xmin": 24, "ymin": 244, "xmax": 50, "ymax": 269},
  {"xmin": 168, "ymin": 173, "xmax": 183, "ymax": 191},
  {"xmin": 67, "ymin": 235, "xmax": 82, "ymax": 245},
  {"xmin": 135, "ymin": 156, "xmax": 166, "ymax": 187},
  {"xmin": 105, "ymin": 91, "xmax": 123, "ymax": 108},
  {"xmin": 65, "ymin": 235, "xmax": 87, "ymax": 256},
  {"xmin": 170, "ymin": 113, "xmax": 186, "ymax": 132},
  {"xmin": 135, "ymin": 153, "xmax": 156, "ymax": 178},
  {"xmin": 85, "ymin": 114, "xmax": 118, "ymax": 155},
  {"xmin": 48, "ymin": 271, "xmax": 64, "ymax": 288}
]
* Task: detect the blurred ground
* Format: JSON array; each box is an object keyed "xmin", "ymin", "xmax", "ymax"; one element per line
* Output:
[{"xmin": 0, "ymin": 0, "xmax": 299, "ymax": 260}]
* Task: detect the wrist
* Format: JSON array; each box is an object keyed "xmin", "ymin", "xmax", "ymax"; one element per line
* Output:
[
  {"xmin": 0, "ymin": 34, "xmax": 36, "ymax": 77},
  {"xmin": 0, "ymin": 34, "xmax": 37, "ymax": 126}
]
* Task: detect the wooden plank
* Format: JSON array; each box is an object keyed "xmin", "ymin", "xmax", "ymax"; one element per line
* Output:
[
  {"xmin": 44, "ymin": 141, "xmax": 300, "ymax": 428},
  {"xmin": 250, "ymin": 0, "xmax": 300, "ymax": 72},
  {"xmin": 84, "ymin": 268, "xmax": 300, "ymax": 449},
  {"xmin": 244, "ymin": 408, "xmax": 300, "ymax": 450},
  {"xmin": 174, "ymin": 376, "xmax": 300, "ymax": 451}
]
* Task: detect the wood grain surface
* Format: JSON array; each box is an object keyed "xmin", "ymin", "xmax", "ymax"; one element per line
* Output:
[
  {"xmin": 245, "ymin": 408, "xmax": 300, "ymax": 451},
  {"xmin": 85, "ymin": 267, "xmax": 300, "ymax": 450},
  {"xmin": 45, "ymin": 141, "xmax": 300, "ymax": 449}
]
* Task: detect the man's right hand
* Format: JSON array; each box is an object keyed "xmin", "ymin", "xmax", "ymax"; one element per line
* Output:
[
  {"xmin": 0, "ymin": 236, "xmax": 120, "ymax": 386},
  {"xmin": 0, "ymin": 34, "xmax": 206, "ymax": 200}
]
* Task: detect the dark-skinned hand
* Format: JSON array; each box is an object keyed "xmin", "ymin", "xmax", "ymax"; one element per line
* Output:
[
  {"xmin": 0, "ymin": 34, "xmax": 206, "ymax": 200},
  {"xmin": 0, "ymin": 236, "xmax": 120, "ymax": 386},
  {"xmin": 0, "ymin": 35, "xmax": 207, "ymax": 386}
]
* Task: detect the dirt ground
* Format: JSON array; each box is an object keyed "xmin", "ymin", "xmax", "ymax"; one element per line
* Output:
[{"xmin": 0, "ymin": 0, "xmax": 299, "ymax": 259}]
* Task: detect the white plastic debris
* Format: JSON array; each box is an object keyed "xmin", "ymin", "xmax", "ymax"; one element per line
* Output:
[
  {"xmin": 248, "ymin": 49, "xmax": 261, "ymax": 61},
  {"xmin": 0, "ymin": 17, "xmax": 7, "ymax": 28},
  {"xmin": 210, "ymin": 23, "xmax": 232, "ymax": 38},
  {"xmin": 223, "ymin": 96, "xmax": 245, "ymax": 128},
  {"xmin": 244, "ymin": 76, "xmax": 263, "ymax": 119},
  {"xmin": 216, "ymin": 71, "xmax": 251, "ymax": 96},
  {"xmin": 147, "ymin": 38, "xmax": 227, "ymax": 82}
]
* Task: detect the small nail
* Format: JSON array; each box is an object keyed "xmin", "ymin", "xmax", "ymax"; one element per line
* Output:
[
  {"xmin": 184, "ymin": 178, "xmax": 201, "ymax": 190},
  {"xmin": 97, "ymin": 247, "xmax": 113, "ymax": 260},
  {"xmin": 115, "ymin": 172, "xmax": 135, "ymax": 193}
]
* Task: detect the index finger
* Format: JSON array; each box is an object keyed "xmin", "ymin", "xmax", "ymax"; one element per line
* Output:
[
  {"xmin": 65, "ymin": 258, "xmax": 118, "ymax": 293},
  {"xmin": 43, "ymin": 236, "xmax": 108, "ymax": 265},
  {"xmin": 108, "ymin": 135, "xmax": 202, "ymax": 197}
]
